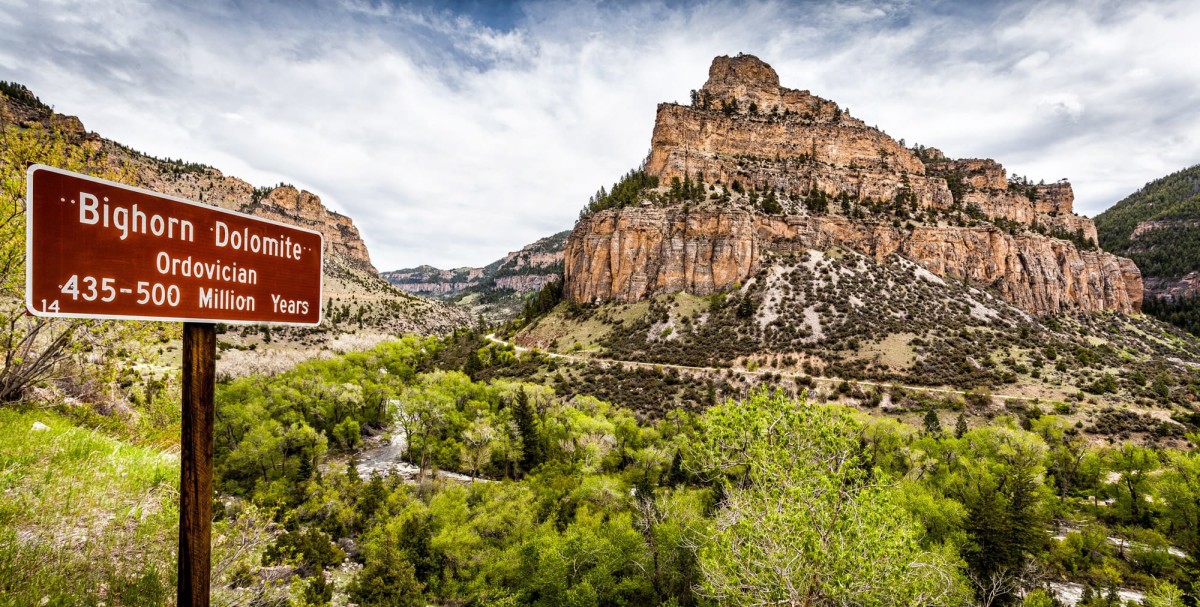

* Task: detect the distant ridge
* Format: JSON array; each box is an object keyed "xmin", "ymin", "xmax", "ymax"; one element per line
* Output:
[
  {"xmin": 1095, "ymin": 163, "xmax": 1200, "ymax": 335},
  {"xmin": 384, "ymin": 230, "xmax": 567, "ymax": 321}
]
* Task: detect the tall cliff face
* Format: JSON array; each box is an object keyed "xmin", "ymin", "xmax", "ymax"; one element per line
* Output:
[
  {"xmin": 566, "ymin": 208, "xmax": 1141, "ymax": 315},
  {"xmin": 565, "ymin": 54, "xmax": 1141, "ymax": 315}
]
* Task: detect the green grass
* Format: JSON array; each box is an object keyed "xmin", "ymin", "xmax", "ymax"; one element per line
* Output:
[{"xmin": 0, "ymin": 409, "xmax": 179, "ymax": 606}]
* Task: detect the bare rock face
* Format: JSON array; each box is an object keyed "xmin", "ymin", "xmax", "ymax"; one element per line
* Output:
[
  {"xmin": 1144, "ymin": 272, "xmax": 1200, "ymax": 302},
  {"xmin": 256, "ymin": 186, "xmax": 376, "ymax": 274},
  {"xmin": 0, "ymin": 88, "xmax": 380, "ymax": 276},
  {"xmin": 565, "ymin": 208, "xmax": 1140, "ymax": 315},
  {"xmin": 382, "ymin": 266, "xmax": 489, "ymax": 297},
  {"xmin": 565, "ymin": 54, "xmax": 1142, "ymax": 315}
]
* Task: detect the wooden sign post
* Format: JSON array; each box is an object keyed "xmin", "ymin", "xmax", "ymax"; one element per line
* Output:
[
  {"xmin": 25, "ymin": 165, "xmax": 323, "ymax": 607},
  {"xmin": 179, "ymin": 322, "xmax": 215, "ymax": 605}
]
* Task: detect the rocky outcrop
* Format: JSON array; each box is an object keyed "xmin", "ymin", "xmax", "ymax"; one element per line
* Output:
[
  {"xmin": 254, "ymin": 186, "xmax": 375, "ymax": 273},
  {"xmin": 385, "ymin": 231, "xmax": 568, "ymax": 300},
  {"xmin": 1131, "ymin": 219, "xmax": 1200, "ymax": 240},
  {"xmin": 650, "ymin": 54, "xmax": 1102, "ymax": 243},
  {"xmin": 565, "ymin": 207, "xmax": 1141, "ymax": 314},
  {"xmin": 382, "ymin": 266, "xmax": 489, "ymax": 297},
  {"xmin": 109, "ymin": 147, "xmax": 378, "ymax": 274},
  {"xmin": 495, "ymin": 274, "xmax": 560, "ymax": 293},
  {"xmin": 1144, "ymin": 273, "xmax": 1200, "ymax": 302},
  {"xmin": 1, "ymin": 86, "xmax": 379, "ymax": 275},
  {"xmin": 564, "ymin": 54, "xmax": 1141, "ymax": 315}
]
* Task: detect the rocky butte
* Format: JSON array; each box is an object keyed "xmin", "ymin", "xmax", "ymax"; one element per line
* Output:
[{"xmin": 564, "ymin": 54, "xmax": 1142, "ymax": 315}]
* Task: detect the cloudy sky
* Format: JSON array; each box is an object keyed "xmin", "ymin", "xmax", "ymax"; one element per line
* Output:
[{"xmin": 4, "ymin": 0, "xmax": 1199, "ymax": 270}]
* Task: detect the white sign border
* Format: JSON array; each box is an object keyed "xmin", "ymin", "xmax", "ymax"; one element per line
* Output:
[{"xmin": 25, "ymin": 164, "xmax": 325, "ymax": 327}]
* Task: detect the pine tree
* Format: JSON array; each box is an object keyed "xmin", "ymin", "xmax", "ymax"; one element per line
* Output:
[
  {"xmin": 955, "ymin": 412, "xmax": 968, "ymax": 439},
  {"xmin": 463, "ymin": 349, "xmax": 483, "ymax": 381},
  {"xmin": 513, "ymin": 389, "xmax": 542, "ymax": 475},
  {"xmin": 666, "ymin": 449, "xmax": 687, "ymax": 486},
  {"xmin": 923, "ymin": 409, "xmax": 942, "ymax": 436}
]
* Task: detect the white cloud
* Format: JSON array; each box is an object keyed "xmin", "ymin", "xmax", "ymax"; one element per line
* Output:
[{"xmin": 2, "ymin": 0, "xmax": 1199, "ymax": 269}]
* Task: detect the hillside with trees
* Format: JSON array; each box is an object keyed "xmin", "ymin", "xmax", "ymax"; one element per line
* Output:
[{"xmin": 1095, "ymin": 164, "xmax": 1200, "ymax": 336}]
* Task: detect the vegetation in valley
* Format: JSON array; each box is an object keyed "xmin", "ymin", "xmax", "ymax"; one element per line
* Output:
[{"xmin": 19, "ymin": 331, "xmax": 1200, "ymax": 606}]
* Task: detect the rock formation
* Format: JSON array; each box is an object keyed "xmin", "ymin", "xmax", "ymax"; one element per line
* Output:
[
  {"xmin": 1, "ymin": 84, "xmax": 471, "ymax": 337},
  {"xmin": 109, "ymin": 147, "xmax": 377, "ymax": 275},
  {"xmin": 566, "ymin": 208, "xmax": 1140, "ymax": 314},
  {"xmin": 385, "ymin": 231, "xmax": 567, "ymax": 300},
  {"xmin": 1, "ymin": 85, "xmax": 377, "ymax": 276},
  {"xmin": 565, "ymin": 54, "xmax": 1141, "ymax": 315}
]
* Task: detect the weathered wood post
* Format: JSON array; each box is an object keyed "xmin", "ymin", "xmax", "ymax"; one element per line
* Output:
[{"xmin": 179, "ymin": 322, "xmax": 216, "ymax": 607}]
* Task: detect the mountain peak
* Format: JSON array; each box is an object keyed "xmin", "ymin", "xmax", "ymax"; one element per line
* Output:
[
  {"xmin": 567, "ymin": 54, "xmax": 1142, "ymax": 316},
  {"xmin": 705, "ymin": 54, "xmax": 780, "ymax": 90}
]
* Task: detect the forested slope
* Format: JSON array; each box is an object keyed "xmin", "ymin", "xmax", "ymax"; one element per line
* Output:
[{"xmin": 1096, "ymin": 164, "xmax": 1200, "ymax": 335}]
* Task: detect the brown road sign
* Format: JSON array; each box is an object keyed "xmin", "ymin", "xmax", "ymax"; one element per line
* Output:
[{"xmin": 26, "ymin": 164, "xmax": 323, "ymax": 325}]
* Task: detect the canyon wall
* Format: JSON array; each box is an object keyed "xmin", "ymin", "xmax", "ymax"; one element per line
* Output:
[
  {"xmin": 565, "ymin": 207, "xmax": 1140, "ymax": 314},
  {"xmin": 565, "ymin": 54, "xmax": 1141, "ymax": 315}
]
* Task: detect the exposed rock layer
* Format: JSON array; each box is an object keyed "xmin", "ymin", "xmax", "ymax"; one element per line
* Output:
[
  {"xmin": 1, "ymin": 87, "xmax": 377, "ymax": 276},
  {"xmin": 384, "ymin": 231, "xmax": 567, "ymax": 300},
  {"xmin": 565, "ymin": 54, "xmax": 1141, "ymax": 315},
  {"xmin": 565, "ymin": 208, "xmax": 1141, "ymax": 315},
  {"xmin": 112, "ymin": 148, "xmax": 377, "ymax": 274}
]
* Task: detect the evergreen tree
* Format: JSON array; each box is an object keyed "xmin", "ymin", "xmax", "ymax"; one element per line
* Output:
[
  {"xmin": 922, "ymin": 409, "xmax": 942, "ymax": 436},
  {"xmin": 954, "ymin": 412, "xmax": 968, "ymax": 439},
  {"xmin": 462, "ymin": 349, "xmax": 483, "ymax": 381},
  {"xmin": 667, "ymin": 449, "xmax": 687, "ymax": 486},
  {"xmin": 513, "ymin": 388, "xmax": 543, "ymax": 474},
  {"xmin": 761, "ymin": 189, "xmax": 782, "ymax": 214},
  {"xmin": 303, "ymin": 573, "xmax": 333, "ymax": 605},
  {"xmin": 346, "ymin": 543, "xmax": 425, "ymax": 607}
]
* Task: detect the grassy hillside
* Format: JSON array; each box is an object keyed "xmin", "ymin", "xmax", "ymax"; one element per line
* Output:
[{"xmin": 511, "ymin": 248, "xmax": 1200, "ymax": 432}]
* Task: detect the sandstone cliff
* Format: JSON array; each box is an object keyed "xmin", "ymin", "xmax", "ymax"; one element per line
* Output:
[
  {"xmin": 565, "ymin": 208, "xmax": 1140, "ymax": 315},
  {"xmin": 565, "ymin": 54, "xmax": 1141, "ymax": 315}
]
